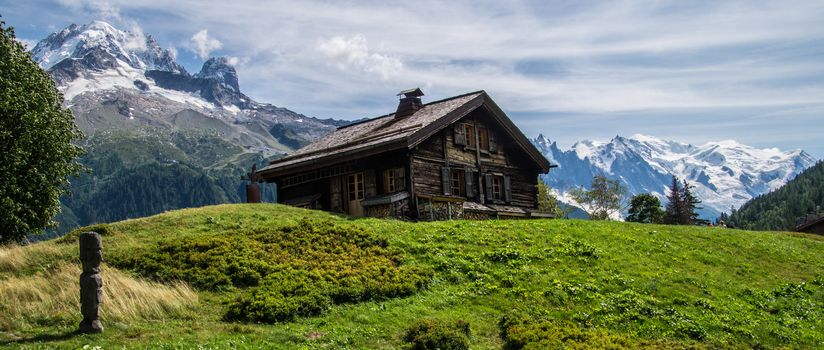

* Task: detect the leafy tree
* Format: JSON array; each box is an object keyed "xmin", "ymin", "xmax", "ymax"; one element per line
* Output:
[
  {"xmin": 663, "ymin": 176, "xmax": 682, "ymax": 224},
  {"xmin": 568, "ymin": 175, "xmax": 627, "ymax": 220},
  {"xmin": 536, "ymin": 177, "xmax": 563, "ymax": 217},
  {"xmin": 0, "ymin": 20, "xmax": 83, "ymax": 244},
  {"xmin": 626, "ymin": 193, "xmax": 664, "ymax": 224}
]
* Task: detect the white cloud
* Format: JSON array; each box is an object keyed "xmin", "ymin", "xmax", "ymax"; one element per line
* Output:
[
  {"xmin": 317, "ymin": 35, "xmax": 402, "ymax": 79},
  {"xmin": 56, "ymin": 0, "xmax": 148, "ymax": 51},
  {"xmin": 58, "ymin": 0, "xmax": 123, "ymax": 22},
  {"xmin": 31, "ymin": 0, "xmax": 824, "ymax": 155},
  {"xmin": 226, "ymin": 56, "xmax": 249, "ymax": 67},
  {"xmin": 189, "ymin": 29, "xmax": 222, "ymax": 59}
]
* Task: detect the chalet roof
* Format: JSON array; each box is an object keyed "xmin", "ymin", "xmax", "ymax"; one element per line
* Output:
[
  {"xmin": 257, "ymin": 90, "xmax": 550, "ymax": 178},
  {"xmin": 796, "ymin": 214, "xmax": 824, "ymax": 232}
]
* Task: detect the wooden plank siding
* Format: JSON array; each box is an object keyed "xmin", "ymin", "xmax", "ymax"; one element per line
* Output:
[{"xmin": 411, "ymin": 108, "xmax": 539, "ymax": 209}]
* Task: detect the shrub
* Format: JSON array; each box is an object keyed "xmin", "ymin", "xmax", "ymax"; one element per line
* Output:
[
  {"xmin": 556, "ymin": 239, "xmax": 599, "ymax": 258},
  {"xmin": 499, "ymin": 313, "xmax": 703, "ymax": 350},
  {"xmin": 111, "ymin": 218, "xmax": 432, "ymax": 322},
  {"xmin": 225, "ymin": 270, "xmax": 331, "ymax": 323},
  {"xmin": 484, "ymin": 246, "xmax": 526, "ymax": 263},
  {"xmin": 404, "ymin": 319, "xmax": 471, "ymax": 350},
  {"xmin": 56, "ymin": 223, "xmax": 112, "ymax": 244}
]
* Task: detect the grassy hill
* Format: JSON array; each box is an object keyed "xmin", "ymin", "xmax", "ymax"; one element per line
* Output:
[{"xmin": 2, "ymin": 204, "xmax": 823, "ymax": 349}]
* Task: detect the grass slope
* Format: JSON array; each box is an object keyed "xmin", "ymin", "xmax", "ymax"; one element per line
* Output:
[{"xmin": 1, "ymin": 204, "xmax": 823, "ymax": 349}]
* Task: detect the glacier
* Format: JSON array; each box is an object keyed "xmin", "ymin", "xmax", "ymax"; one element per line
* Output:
[{"xmin": 533, "ymin": 134, "xmax": 817, "ymax": 219}]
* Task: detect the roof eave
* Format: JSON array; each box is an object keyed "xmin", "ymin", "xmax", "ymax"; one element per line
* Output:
[{"xmin": 257, "ymin": 138, "xmax": 408, "ymax": 179}]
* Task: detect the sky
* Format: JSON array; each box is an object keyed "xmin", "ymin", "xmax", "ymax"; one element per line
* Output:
[{"xmin": 2, "ymin": 0, "xmax": 824, "ymax": 158}]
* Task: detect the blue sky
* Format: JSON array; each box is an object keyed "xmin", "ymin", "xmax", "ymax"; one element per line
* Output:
[{"xmin": 3, "ymin": 0, "xmax": 824, "ymax": 158}]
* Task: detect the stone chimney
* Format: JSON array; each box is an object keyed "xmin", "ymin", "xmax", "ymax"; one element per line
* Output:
[{"xmin": 395, "ymin": 88, "xmax": 424, "ymax": 118}]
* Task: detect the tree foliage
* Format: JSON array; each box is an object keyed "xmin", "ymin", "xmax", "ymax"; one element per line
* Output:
[
  {"xmin": 0, "ymin": 20, "xmax": 83, "ymax": 243},
  {"xmin": 536, "ymin": 177, "xmax": 563, "ymax": 217},
  {"xmin": 729, "ymin": 160, "xmax": 824, "ymax": 231},
  {"xmin": 568, "ymin": 175, "xmax": 627, "ymax": 220},
  {"xmin": 663, "ymin": 176, "xmax": 682, "ymax": 225},
  {"xmin": 626, "ymin": 193, "xmax": 664, "ymax": 224},
  {"xmin": 663, "ymin": 176, "xmax": 702, "ymax": 225}
]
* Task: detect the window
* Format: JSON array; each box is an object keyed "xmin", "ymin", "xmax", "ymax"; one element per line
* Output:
[
  {"xmin": 383, "ymin": 168, "xmax": 405, "ymax": 193},
  {"xmin": 485, "ymin": 173, "xmax": 512, "ymax": 203},
  {"xmin": 348, "ymin": 173, "xmax": 364, "ymax": 201},
  {"xmin": 451, "ymin": 169, "xmax": 465, "ymax": 196},
  {"xmin": 491, "ymin": 175, "xmax": 502, "ymax": 200},
  {"xmin": 465, "ymin": 124, "xmax": 475, "ymax": 148},
  {"xmin": 478, "ymin": 127, "xmax": 489, "ymax": 151}
]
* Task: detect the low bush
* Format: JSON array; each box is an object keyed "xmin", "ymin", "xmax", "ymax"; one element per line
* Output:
[
  {"xmin": 112, "ymin": 218, "xmax": 432, "ymax": 322},
  {"xmin": 499, "ymin": 311, "xmax": 705, "ymax": 350},
  {"xmin": 404, "ymin": 319, "xmax": 471, "ymax": 350},
  {"xmin": 56, "ymin": 223, "xmax": 113, "ymax": 244},
  {"xmin": 225, "ymin": 270, "xmax": 331, "ymax": 323}
]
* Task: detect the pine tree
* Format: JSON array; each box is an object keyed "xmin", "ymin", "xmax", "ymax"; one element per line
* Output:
[
  {"xmin": 681, "ymin": 180, "xmax": 702, "ymax": 225},
  {"xmin": 663, "ymin": 176, "xmax": 682, "ymax": 224},
  {"xmin": 729, "ymin": 160, "xmax": 824, "ymax": 231}
]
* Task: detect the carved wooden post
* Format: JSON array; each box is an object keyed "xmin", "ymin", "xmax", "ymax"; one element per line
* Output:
[
  {"xmin": 243, "ymin": 163, "xmax": 262, "ymax": 203},
  {"xmin": 79, "ymin": 232, "xmax": 104, "ymax": 334},
  {"xmin": 247, "ymin": 183, "xmax": 261, "ymax": 203}
]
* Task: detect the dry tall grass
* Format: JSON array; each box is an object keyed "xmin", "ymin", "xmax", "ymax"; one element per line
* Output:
[
  {"xmin": 0, "ymin": 262, "xmax": 198, "ymax": 331},
  {"xmin": 0, "ymin": 243, "xmax": 64, "ymax": 275}
]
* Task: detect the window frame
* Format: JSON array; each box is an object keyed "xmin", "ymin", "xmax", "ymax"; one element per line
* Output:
[
  {"xmin": 451, "ymin": 169, "xmax": 466, "ymax": 196},
  {"xmin": 464, "ymin": 123, "xmax": 475, "ymax": 148},
  {"xmin": 348, "ymin": 173, "xmax": 364, "ymax": 201},
  {"xmin": 491, "ymin": 175, "xmax": 503, "ymax": 200},
  {"xmin": 383, "ymin": 167, "xmax": 405, "ymax": 193},
  {"xmin": 478, "ymin": 127, "xmax": 490, "ymax": 151}
]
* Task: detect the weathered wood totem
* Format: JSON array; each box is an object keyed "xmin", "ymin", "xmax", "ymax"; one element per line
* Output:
[
  {"xmin": 243, "ymin": 163, "xmax": 262, "ymax": 203},
  {"xmin": 79, "ymin": 231, "xmax": 104, "ymax": 333}
]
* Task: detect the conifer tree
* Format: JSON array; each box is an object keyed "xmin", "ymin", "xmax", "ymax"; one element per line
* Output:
[
  {"xmin": 663, "ymin": 176, "xmax": 682, "ymax": 224},
  {"xmin": 681, "ymin": 180, "xmax": 702, "ymax": 224}
]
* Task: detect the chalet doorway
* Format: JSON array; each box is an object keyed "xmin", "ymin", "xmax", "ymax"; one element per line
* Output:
[{"xmin": 347, "ymin": 173, "xmax": 365, "ymax": 216}]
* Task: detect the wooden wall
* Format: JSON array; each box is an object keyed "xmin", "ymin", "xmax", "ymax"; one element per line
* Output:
[{"xmin": 411, "ymin": 107, "xmax": 540, "ymax": 209}]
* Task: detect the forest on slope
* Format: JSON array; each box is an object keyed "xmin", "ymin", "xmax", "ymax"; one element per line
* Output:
[{"xmin": 730, "ymin": 160, "xmax": 824, "ymax": 231}]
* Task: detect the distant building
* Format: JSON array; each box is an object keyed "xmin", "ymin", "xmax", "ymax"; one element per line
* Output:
[
  {"xmin": 256, "ymin": 89, "xmax": 554, "ymax": 220},
  {"xmin": 796, "ymin": 213, "xmax": 824, "ymax": 235}
]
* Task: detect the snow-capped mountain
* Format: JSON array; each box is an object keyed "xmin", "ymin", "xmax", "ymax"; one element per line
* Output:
[
  {"xmin": 533, "ymin": 134, "xmax": 817, "ymax": 219},
  {"xmin": 30, "ymin": 21, "xmax": 343, "ymax": 154},
  {"xmin": 32, "ymin": 21, "xmax": 184, "ymax": 74}
]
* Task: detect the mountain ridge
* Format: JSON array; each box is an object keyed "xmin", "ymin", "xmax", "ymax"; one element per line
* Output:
[
  {"xmin": 533, "ymin": 134, "xmax": 817, "ymax": 218},
  {"xmin": 26, "ymin": 20, "xmax": 348, "ymax": 237},
  {"xmin": 31, "ymin": 20, "xmax": 344, "ymax": 150}
]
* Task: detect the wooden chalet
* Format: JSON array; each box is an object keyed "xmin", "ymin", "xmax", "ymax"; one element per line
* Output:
[
  {"xmin": 796, "ymin": 214, "xmax": 824, "ymax": 235},
  {"xmin": 256, "ymin": 89, "xmax": 554, "ymax": 220}
]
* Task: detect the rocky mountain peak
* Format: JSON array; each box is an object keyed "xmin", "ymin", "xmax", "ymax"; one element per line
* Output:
[
  {"xmin": 533, "ymin": 134, "xmax": 816, "ymax": 218},
  {"xmin": 196, "ymin": 57, "xmax": 239, "ymax": 92},
  {"xmin": 31, "ymin": 20, "xmax": 186, "ymax": 77}
]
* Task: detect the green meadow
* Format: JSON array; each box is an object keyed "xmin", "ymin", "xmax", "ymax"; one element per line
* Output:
[{"xmin": 1, "ymin": 203, "xmax": 822, "ymax": 349}]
